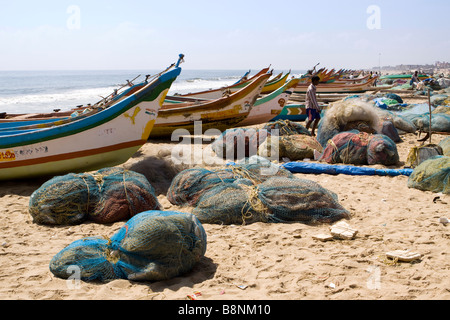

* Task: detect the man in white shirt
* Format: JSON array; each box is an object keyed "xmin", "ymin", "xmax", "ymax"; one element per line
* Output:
[{"xmin": 305, "ymin": 76, "xmax": 322, "ymax": 136}]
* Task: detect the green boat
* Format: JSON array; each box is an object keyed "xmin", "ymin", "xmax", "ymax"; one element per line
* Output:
[{"xmin": 380, "ymin": 74, "xmax": 430, "ymax": 80}]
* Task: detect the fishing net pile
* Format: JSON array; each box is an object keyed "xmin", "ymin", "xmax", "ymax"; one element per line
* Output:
[
  {"xmin": 407, "ymin": 156, "xmax": 450, "ymax": 194},
  {"xmin": 366, "ymin": 134, "xmax": 400, "ymax": 165},
  {"xmin": 256, "ymin": 120, "xmax": 321, "ymax": 161},
  {"xmin": 439, "ymin": 137, "xmax": 450, "ymax": 156},
  {"xmin": 263, "ymin": 120, "xmax": 311, "ymax": 137},
  {"xmin": 49, "ymin": 210, "xmax": 207, "ymax": 282},
  {"xmin": 413, "ymin": 113, "xmax": 450, "ymax": 132},
  {"xmin": 406, "ymin": 144, "xmax": 443, "ymax": 168},
  {"xmin": 192, "ymin": 176, "xmax": 350, "ymax": 225},
  {"xmin": 167, "ymin": 157, "xmax": 349, "ymax": 225},
  {"xmin": 316, "ymin": 98, "xmax": 384, "ymax": 147},
  {"xmin": 167, "ymin": 158, "xmax": 294, "ymax": 207},
  {"xmin": 318, "ymin": 131, "xmax": 399, "ymax": 166},
  {"xmin": 29, "ymin": 167, "xmax": 160, "ymax": 225},
  {"xmin": 433, "ymin": 106, "xmax": 450, "ymax": 115},
  {"xmin": 430, "ymin": 94, "xmax": 449, "ymax": 107},
  {"xmin": 211, "ymin": 128, "xmax": 269, "ymax": 160},
  {"xmin": 258, "ymin": 134, "xmax": 324, "ymax": 161},
  {"xmin": 380, "ymin": 111, "xmax": 417, "ymax": 134}
]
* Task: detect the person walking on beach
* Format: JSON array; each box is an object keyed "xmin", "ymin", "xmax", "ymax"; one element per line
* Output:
[{"xmin": 305, "ymin": 76, "xmax": 322, "ymax": 136}]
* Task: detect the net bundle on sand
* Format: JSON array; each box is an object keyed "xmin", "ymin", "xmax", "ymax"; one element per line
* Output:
[
  {"xmin": 439, "ymin": 136, "xmax": 450, "ymax": 156},
  {"xmin": 263, "ymin": 120, "xmax": 311, "ymax": 137},
  {"xmin": 49, "ymin": 210, "xmax": 207, "ymax": 282},
  {"xmin": 257, "ymin": 120, "xmax": 321, "ymax": 161},
  {"xmin": 317, "ymin": 97, "xmax": 403, "ymax": 147},
  {"xmin": 258, "ymin": 134, "xmax": 324, "ymax": 161},
  {"xmin": 414, "ymin": 113, "xmax": 450, "ymax": 132},
  {"xmin": 211, "ymin": 128, "xmax": 269, "ymax": 160},
  {"xmin": 192, "ymin": 176, "xmax": 350, "ymax": 225},
  {"xmin": 167, "ymin": 158, "xmax": 295, "ymax": 207},
  {"xmin": 29, "ymin": 167, "xmax": 160, "ymax": 225},
  {"xmin": 407, "ymin": 156, "xmax": 450, "ymax": 194},
  {"xmin": 318, "ymin": 131, "xmax": 399, "ymax": 166}
]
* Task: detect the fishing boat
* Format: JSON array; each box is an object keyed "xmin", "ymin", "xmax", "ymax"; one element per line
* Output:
[
  {"xmin": 270, "ymin": 104, "xmax": 307, "ymax": 122},
  {"xmin": 293, "ymin": 76, "xmax": 378, "ymax": 94},
  {"xmin": 380, "ymin": 74, "xmax": 430, "ymax": 81},
  {"xmin": 260, "ymin": 71, "xmax": 290, "ymax": 94},
  {"xmin": 150, "ymin": 73, "xmax": 271, "ymax": 138},
  {"xmin": 236, "ymin": 78, "xmax": 299, "ymax": 127},
  {"xmin": 174, "ymin": 67, "xmax": 271, "ymax": 100},
  {"xmin": 232, "ymin": 70, "xmax": 251, "ymax": 85},
  {"xmin": 0, "ymin": 55, "xmax": 183, "ymax": 180}
]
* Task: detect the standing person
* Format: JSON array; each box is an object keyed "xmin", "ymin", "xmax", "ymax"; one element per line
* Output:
[
  {"xmin": 305, "ymin": 76, "xmax": 322, "ymax": 136},
  {"xmin": 410, "ymin": 71, "xmax": 420, "ymax": 89}
]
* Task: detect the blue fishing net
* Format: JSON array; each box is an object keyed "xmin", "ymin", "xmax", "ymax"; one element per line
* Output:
[
  {"xmin": 192, "ymin": 176, "xmax": 349, "ymax": 225},
  {"xmin": 316, "ymin": 117, "xmax": 341, "ymax": 148},
  {"xmin": 379, "ymin": 121, "xmax": 401, "ymax": 142},
  {"xmin": 414, "ymin": 113, "xmax": 450, "ymax": 132},
  {"xmin": 407, "ymin": 156, "xmax": 450, "ymax": 194},
  {"xmin": 29, "ymin": 167, "xmax": 160, "ymax": 225},
  {"xmin": 390, "ymin": 113, "xmax": 417, "ymax": 133},
  {"xmin": 367, "ymin": 134, "xmax": 399, "ymax": 165},
  {"xmin": 49, "ymin": 210, "xmax": 207, "ymax": 282}
]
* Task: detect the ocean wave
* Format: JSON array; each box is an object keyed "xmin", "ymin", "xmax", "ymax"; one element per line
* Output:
[{"xmin": 0, "ymin": 86, "xmax": 117, "ymax": 113}]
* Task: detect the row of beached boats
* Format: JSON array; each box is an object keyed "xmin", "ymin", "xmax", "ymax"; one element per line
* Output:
[{"xmin": 0, "ymin": 56, "xmax": 384, "ymax": 181}]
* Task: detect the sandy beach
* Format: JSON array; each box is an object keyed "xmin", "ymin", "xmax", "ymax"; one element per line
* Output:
[{"xmin": 0, "ymin": 100, "xmax": 449, "ymax": 301}]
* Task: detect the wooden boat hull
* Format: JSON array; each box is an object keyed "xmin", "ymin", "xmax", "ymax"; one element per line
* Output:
[
  {"xmin": 293, "ymin": 77, "xmax": 378, "ymax": 94},
  {"xmin": 177, "ymin": 67, "xmax": 270, "ymax": 100},
  {"xmin": 260, "ymin": 72, "xmax": 290, "ymax": 94},
  {"xmin": 0, "ymin": 66, "xmax": 181, "ymax": 180},
  {"xmin": 150, "ymin": 73, "xmax": 271, "ymax": 138},
  {"xmin": 270, "ymin": 104, "xmax": 307, "ymax": 122},
  {"xmin": 237, "ymin": 78, "xmax": 299, "ymax": 127}
]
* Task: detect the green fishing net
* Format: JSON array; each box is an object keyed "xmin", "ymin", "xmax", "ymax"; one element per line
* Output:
[
  {"xmin": 167, "ymin": 159, "xmax": 294, "ymax": 207},
  {"xmin": 29, "ymin": 167, "xmax": 160, "ymax": 225},
  {"xmin": 439, "ymin": 136, "xmax": 450, "ymax": 156},
  {"xmin": 407, "ymin": 156, "xmax": 450, "ymax": 194},
  {"xmin": 192, "ymin": 176, "xmax": 350, "ymax": 225}
]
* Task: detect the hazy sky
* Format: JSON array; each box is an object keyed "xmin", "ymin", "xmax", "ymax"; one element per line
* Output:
[{"xmin": 0, "ymin": 0, "xmax": 448, "ymax": 71}]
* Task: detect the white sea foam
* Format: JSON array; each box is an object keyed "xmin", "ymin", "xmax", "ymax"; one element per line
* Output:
[{"xmin": 0, "ymin": 86, "xmax": 118, "ymax": 113}]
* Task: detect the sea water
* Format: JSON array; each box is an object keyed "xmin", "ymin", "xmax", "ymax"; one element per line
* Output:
[{"xmin": 0, "ymin": 69, "xmax": 305, "ymax": 114}]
